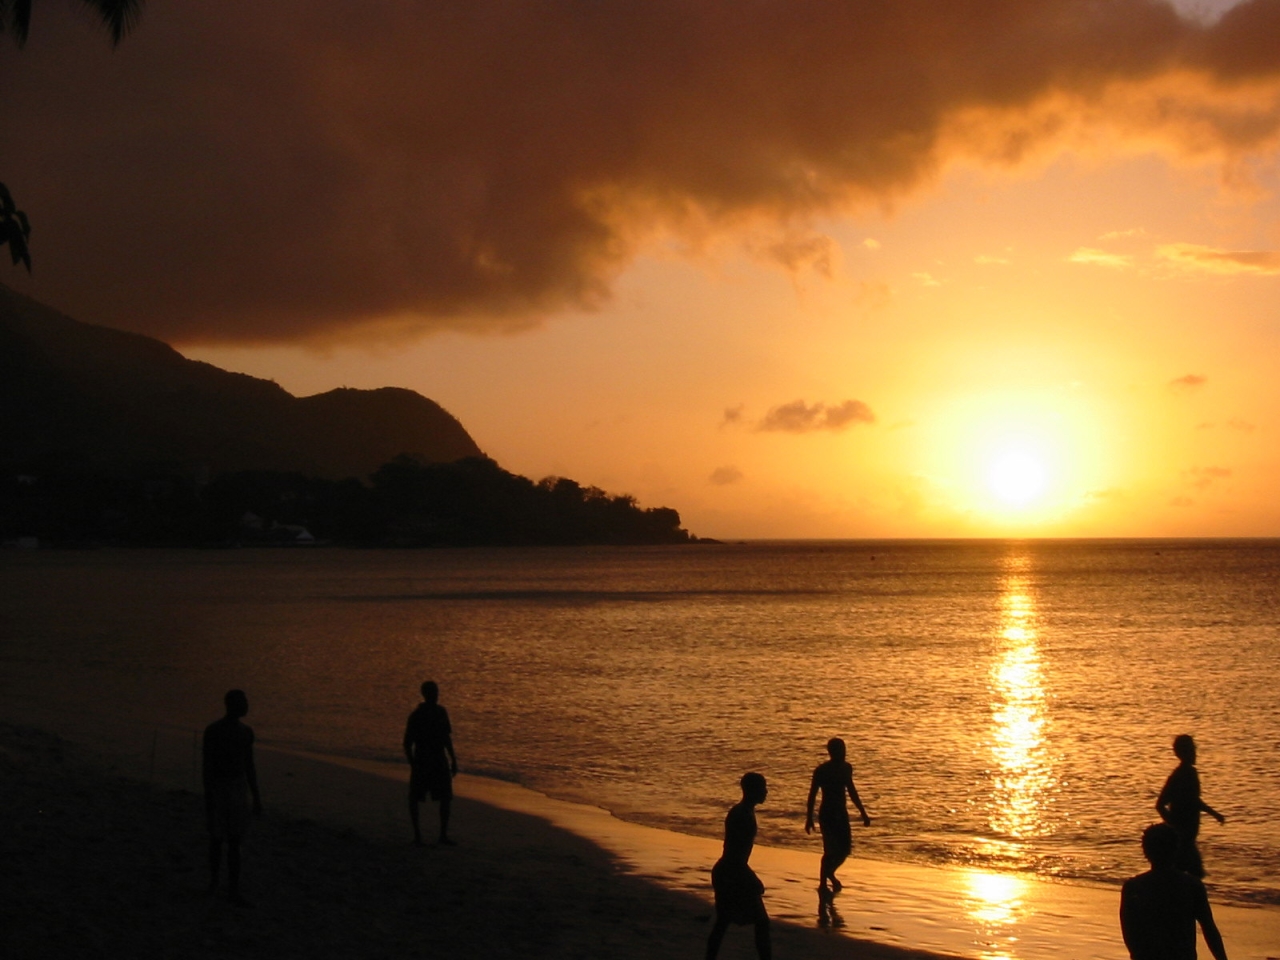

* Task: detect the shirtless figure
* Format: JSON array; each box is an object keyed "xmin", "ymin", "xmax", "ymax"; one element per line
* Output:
[{"xmin": 805, "ymin": 737, "xmax": 871, "ymax": 897}]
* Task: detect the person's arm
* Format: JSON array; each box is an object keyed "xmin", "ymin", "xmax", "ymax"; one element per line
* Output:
[
  {"xmin": 402, "ymin": 716, "xmax": 415, "ymax": 765},
  {"xmin": 245, "ymin": 730, "xmax": 262, "ymax": 814},
  {"xmin": 1195, "ymin": 885, "xmax": 1229, "ymax": 960},
  {"xmin": 1155, "ymin": 775, "xmax": 1173, "ymax": 821},
  {"xmin": 846, "ymin": 771, "xmax": 871, "ymax": 826},
  {"xmin": 805, "ymin": 771, "xmax": 819, "ymax": 834},
  {"xmin": 1200, "ymin": 798, "xmax": 1226, "ymax": 824},
  {"xmin": 1119, "ymin": 883, "xmax": 1139, "ymax": 959},
  {"xmin": 445, "ymin": 735, "xmax": 458, "ymax": 776}
]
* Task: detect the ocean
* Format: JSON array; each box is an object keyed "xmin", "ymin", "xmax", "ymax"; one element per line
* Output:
[{"xmin": 2, "ymin": 539, "xmax": 1277, "ymax": 906}]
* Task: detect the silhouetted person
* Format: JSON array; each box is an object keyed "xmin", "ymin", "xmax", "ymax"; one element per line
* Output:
[
  {"xmin": 805, "ymin": 737, "xmax": 871, "ymax": 898},
  {"xmin": 1121, "ymin": 823, "xmax": 1228, "ymax": 960},
  {"xmin": 404, "ymin": 680, "xmax": 458, "ymax": 846},
  {"xmin": 203, "ymin": 688, "xmax": 261, "ymax": 906},
  {"xmin": 1156, "ymin": 735, "xmax": 1225, "ymax": 878},
  {"xmin": 707, "ymin": 772, "xmax": 771, "ymax": 960}
]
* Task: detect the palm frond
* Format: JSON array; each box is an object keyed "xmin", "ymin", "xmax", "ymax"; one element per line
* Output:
[{"xmin": 79, "ymin": 0, "xmax": 143, "ymax": 46}]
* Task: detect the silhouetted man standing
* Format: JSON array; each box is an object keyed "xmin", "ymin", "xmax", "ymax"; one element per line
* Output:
[
  {"xmin": 203, "ymin": 688, "xmax": 262, "ymax": 905},
  {"xmin": 404, "ymin": 680, "xmax": 458, "ymax": 846},
  {"xmin": 805, "ymin": 737, "xmax": 871, "ymax": 898},
  {"xmin": 1121, "ymin": 823, "xmax": 1228, "ymax": 960},
  {"xmin": 707, "ymin": 772, "xmax": 771, "ymax": 960},
  {"xmin": 1156, "ymin": 734, "xmax": 1226, "ymax": 878}
]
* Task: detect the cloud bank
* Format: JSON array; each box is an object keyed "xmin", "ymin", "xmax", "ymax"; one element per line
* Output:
[{"xmin": 4, "ymin": 0, "xmax": 1280, "ymax": 342}]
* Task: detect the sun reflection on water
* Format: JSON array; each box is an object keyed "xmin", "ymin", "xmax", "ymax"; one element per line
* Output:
[
  {"xmin": 963, "ymin": 869, "xmax": 1028, "ymax": 959},
  {"xmin": 988, "ymin": 553, "xmax": 1054, "ymax": 845}
]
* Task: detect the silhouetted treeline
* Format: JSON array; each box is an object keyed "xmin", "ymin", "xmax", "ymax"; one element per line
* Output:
[{"xmin": 0, "ymin": 455, "xmax": 695, "ymax": 547}]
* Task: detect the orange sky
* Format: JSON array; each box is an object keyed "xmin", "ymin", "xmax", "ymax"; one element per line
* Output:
[{"xmin": 4, "ymin": 0, "xmax": 1279, "ymax": 537}]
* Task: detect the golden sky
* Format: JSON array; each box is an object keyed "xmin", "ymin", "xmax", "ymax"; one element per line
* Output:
[{"xmin": 4, "ymin": 0, "xmax": 1279, "ymax": 537}]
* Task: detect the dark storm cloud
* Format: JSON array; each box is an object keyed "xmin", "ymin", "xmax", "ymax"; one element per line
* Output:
[
  {"xmin": 4, "ymin": 0, "xmax": 1280, "ymax": 343},
  {"xmin": 756, "ymin": 399, "xmax": 875, "ymax": 433}
]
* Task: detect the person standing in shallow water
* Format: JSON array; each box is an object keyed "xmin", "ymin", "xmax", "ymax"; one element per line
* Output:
[
  {"xmin": 707, "ymin": 772, "xmax": 771, "ymax": 960},
  {"xmin": 805, "ymin": 737, "xmax": 872, "ymax": 898},
  {"xmin": 203, "ymin": 688, "xmax": 262, "ymax": 906},
  {"xmin": 1156, "ymin": 734, "xmax": 1225, "ymax": 878},
  {"xmin": 1120, "ymin": 822, "xmax": 1228, "ymax": 960},
  {"xmin": 404, "ymin": 680, "xmax": 458, "ymax": 846}
]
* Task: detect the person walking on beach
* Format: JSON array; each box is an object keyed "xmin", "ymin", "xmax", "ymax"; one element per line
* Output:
[
  {"xmin": 1120, "ymin": 822, "xmax": 1228, "ymax": 960},
  {"xmin": 203, "ymin": 688, "xmax": 262, "ymax": 906},
  {"xmin": 805, "ymin": 737, "xmax": 871, "ymax": 898},
  {"xmin": 404, "ymin": 680, "xmax": 458, "ymax": 846},
  {"xmin": 1156, "ymin": 734, "xmax": 1225, "ymax": 878},
  {"xmin": 707, "ymin": 772, "xmax": 771, "ymax": 960}
]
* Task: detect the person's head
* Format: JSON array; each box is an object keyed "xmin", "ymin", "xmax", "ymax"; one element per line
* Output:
[
  {"xmin": 224, "ymin": 689, "xmax": 249, "ymax": 719},
  {"xmin": 1141, "ymin": 822, "xmax": 1180, "ymax": 868},
  {"xmin": 827, "ymin": 737, "xmax": 847, "ymax": 762},
  {"xmin": 740, "ymin": 771, "xmax": 767, "ymax": 804},
  {"xmin": 1173, "ymin": 734, "xmax": 1196, "ymax": 764},
  {"xmin": 420, "ymin": 680, "xmax": 439, "ymax": 704}
]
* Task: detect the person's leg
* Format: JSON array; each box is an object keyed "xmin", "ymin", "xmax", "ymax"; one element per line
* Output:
[
  {"xmin": 409, "ymin": 794, "xmax": 422, "ymax": 844},
  {"xmin": 438, "ymin": 796, "xmax": 454, "ymax": 844},
  {"xmin": 705, "ymin": 916, "xmax": 729, "ymax": 960},
  {"xmin": 227, "ymin": 838, "xmax": 245, "ymax": 904},
  {"xmin": 753, "ymin": 914, "xmax": 772, "ymax": 960},
  {"xmin": 207, "ymin": 838, "xmax": 222, "ymax": 893}
]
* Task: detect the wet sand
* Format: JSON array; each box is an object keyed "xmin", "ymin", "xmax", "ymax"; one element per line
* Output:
[{"xmin": 6, "ymin": 718, "xmax": 1277, "ymax": 960}]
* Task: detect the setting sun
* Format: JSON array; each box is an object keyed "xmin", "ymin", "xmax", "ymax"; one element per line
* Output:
[{"xmin": 989, "ymin": 452, "xmax": 1048, "ymax": 507}]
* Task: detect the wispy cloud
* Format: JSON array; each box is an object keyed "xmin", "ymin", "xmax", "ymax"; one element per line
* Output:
[
  {"xmin": 1156, "ymin": 243, "xmax": 1280, "ymax": 276},
  {"xmin": 709, "ymin": 465, "xmax": 744, "ymax": 486},
  {"xmin": 1099, "ymin": 227, "xmax": 1148, "ymax": 241},
  {"xmin": 913, "ymin": 272, "xmax": 942, "ymax": 287},
  {"xmin": 1169, "ymin": 374, "xmax": 1207, "ymax": 391},
  {"xmin": 1185, "ymin": 466, "xmax": 1232, "ymax": 491},
  {"xmin": 1068, "ymin": 247, "xmax": 1135, "ymax": 269},
  {"xmin": 974, "ymin": 254, "xmax": 1010, "ymax": 265},
  {"xmin": 720, "ymin": 405, "xmax": 745, "ymax": 428},
  {"xmin": 756, "ymin": 399, "xmax": 875, "ymax": 434}
]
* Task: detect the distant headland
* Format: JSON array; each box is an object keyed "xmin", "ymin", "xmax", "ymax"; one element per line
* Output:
[{"xmin": 0, "ymin": 284, "xmax": 696, "ymax": 547}]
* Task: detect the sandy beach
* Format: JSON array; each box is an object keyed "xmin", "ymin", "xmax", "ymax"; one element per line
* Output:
[
  {"xmin": 4, "ymin": 716, "xmax": 1277, "ymax": 960},
  {"xmin": 2, "ymin": 721, "xmax": 936, "ymax": 960}
]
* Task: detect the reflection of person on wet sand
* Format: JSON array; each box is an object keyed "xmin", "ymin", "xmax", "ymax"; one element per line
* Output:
[
  {"xmin": 805, "ymin": 737, "xmax": 871, "ymax": 898},
  {"xmin": 707, "ymin": 772, "xmax": 771, "ymax": 960},
  {"xmin": 404, "ymin": 680, "xmax": 458, "ymax": 846},
  {"xmin": 203, "ymin": 688, "xmax": 262, "ymax": 906},
  {"xmin": 1156, "ymin": 734, "xmax": 1225, "ymax": 878},
  {"xmin": 1121, "ymin": 822, "xmax": 1228, "ymax": 960}
]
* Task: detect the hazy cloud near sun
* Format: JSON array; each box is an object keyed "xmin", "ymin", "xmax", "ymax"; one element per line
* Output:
[
  {"xmin": 1156, "ymin": 243, "xmax": 1280, "ymax": 275},
  {"xmin": 709, "ymin": 466, "xmax": 744, "ymax": 486},
  {"xmin": 756, "ymin": 400, "xmax": 876, "ymax": 434},
  {"xmin": 1169, "ymin": 373, "xmax": 1208, "ymax": 390},
  {"xmin": 4, "ymin": 0, "xmax": 1280, "ymax": 343}
]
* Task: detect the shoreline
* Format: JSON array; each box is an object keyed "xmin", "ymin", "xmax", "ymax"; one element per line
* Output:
[
  {"xmin": 4, "ymin": 700, "xmax": 1277, "ymax": 959},
  {"xmin": 2, "ymin": 721, "xmax": 941, "ymax": 960},
  {"xmin": 283, "ymin": 748, "xmax": 1280, "ymax": 960}
]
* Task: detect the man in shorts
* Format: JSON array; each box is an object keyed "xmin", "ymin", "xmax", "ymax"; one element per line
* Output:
[
  {"xmin": 707, "ymin": 772, "xmax": 771, "ymax": 960},
  {"xmin": 1120, "ymin": 822, "xmax": 1228, "ymax": 960},
  {"xmin": 203, "ymin": 688, "xmax": 262, "ymax": 905},
  {"xmin": 1156, "ymin": 734, "xmax": 1226, "ymax": 878},
  {"xmin": 404, "ymin": 680, "xmax": 458, "ymax": 846},
  {"xmin": 805, "ymin": 737, "xmax": 872, "ymax": 898}
]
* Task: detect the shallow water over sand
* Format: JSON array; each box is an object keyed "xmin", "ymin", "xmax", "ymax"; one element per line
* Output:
[{"xmin": 3, "ymin": 540, "xmax": 1278, "ymax": 906}]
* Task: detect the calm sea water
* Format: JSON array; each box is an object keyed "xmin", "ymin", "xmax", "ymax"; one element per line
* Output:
[{"xmin": 2, "ymin": 540, "xmax": 1277, "ymax": 905}]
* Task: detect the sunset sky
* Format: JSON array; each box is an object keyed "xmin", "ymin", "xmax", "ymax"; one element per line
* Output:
[{"xmin": 4, "ymin": 0, "xmax": 1279, "ymax": 537}]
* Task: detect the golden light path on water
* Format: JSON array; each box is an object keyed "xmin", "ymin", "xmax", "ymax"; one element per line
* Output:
[{"xmin": 965, "ymin": 551, "xmax": 1056, "ymax": 958}]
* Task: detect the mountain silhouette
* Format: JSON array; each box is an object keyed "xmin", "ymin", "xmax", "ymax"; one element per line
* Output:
[{"xmin": 0, "ymin": 283, "xmax": 481, "ymax": 479}]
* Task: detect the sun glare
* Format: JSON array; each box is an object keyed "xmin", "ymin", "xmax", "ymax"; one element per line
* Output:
[{"xmin": 988, "ymin": 452, "xmax": 1047, "ymax": 507}]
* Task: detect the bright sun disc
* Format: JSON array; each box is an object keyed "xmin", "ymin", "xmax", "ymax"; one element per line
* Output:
[{"xmin": 989, "ymin": 453, "xmax": 1046, "ymax": 506}]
